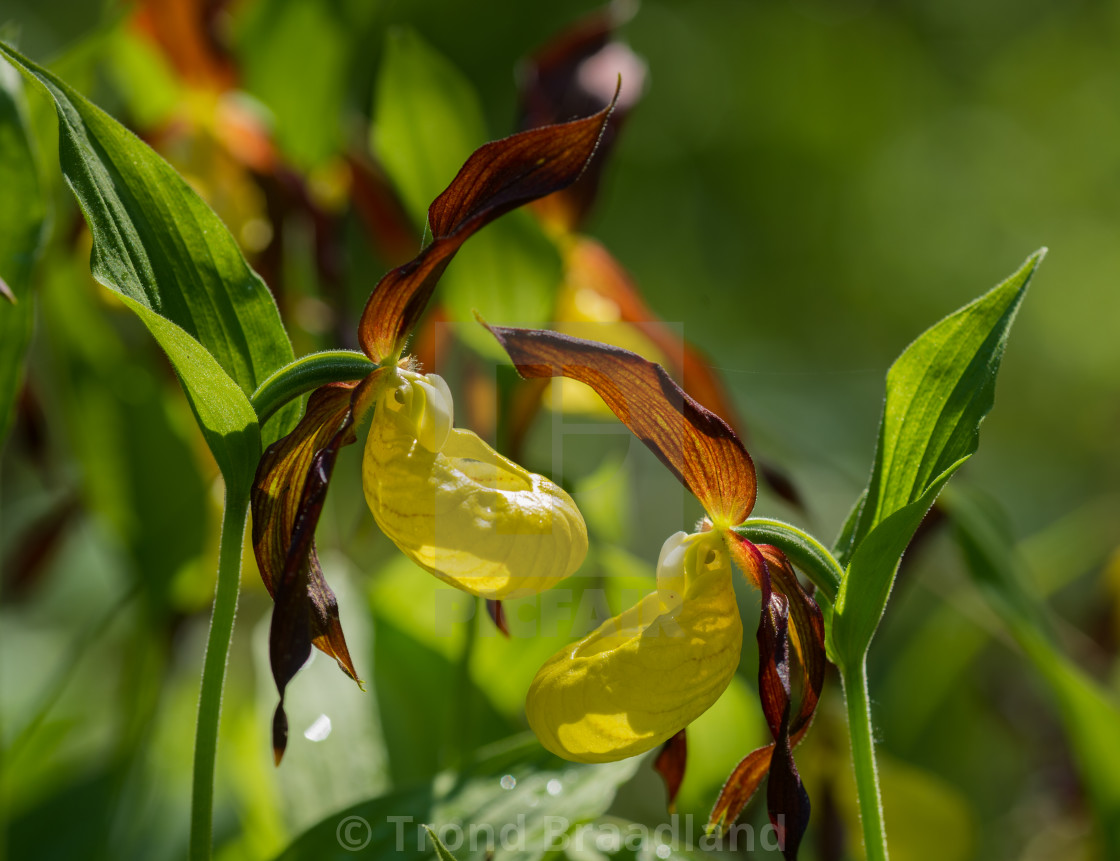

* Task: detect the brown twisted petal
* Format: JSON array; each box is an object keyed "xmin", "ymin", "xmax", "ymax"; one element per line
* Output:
[
  {"xmin": 709, "ymin": 537, "xmax": 823, "ymax": 860},
  {"xmin": 251, "ymin": 373, "xmax": 381, "ymax": 763},
  {"xmin": 358, "ymin": 95, "xmax": 617, "ymax": 363}
]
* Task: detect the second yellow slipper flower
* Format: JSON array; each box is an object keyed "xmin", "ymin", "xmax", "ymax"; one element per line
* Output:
[
  {"xmin": 362, "ymin": 369, "xmax": 588, "ymax": 599},
  {"xmin": 526, "ymin": 529, "xmax": 741, "ymax": 762}
]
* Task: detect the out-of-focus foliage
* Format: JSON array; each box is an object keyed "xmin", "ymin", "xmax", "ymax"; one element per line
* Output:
[
  {"xmin": 1, "ymin": 1, "xmax": 1118, "ymax": 860},
  {"xmin": 0, "ymin": 56, "xmax": 46, "ymax": 443}
]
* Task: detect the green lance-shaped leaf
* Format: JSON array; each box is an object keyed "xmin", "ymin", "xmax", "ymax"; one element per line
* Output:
[
  {"xmin": 831, "ymin": 249, "xmax": 1044, "ymax": 668},
  {"xmin": 123, "ymin": 297, "xmax": 261, "ymax": 493},
  {"xmin": 0, "ymin": 41, "xmax": 297, "ymax": 468},
  {"xmin": 422, "ymin": 826, "xmax": 462, "ymax": 861},
  {"xmin": 0, "ymin": 56, "xmax": 48, "ymax": 446}
]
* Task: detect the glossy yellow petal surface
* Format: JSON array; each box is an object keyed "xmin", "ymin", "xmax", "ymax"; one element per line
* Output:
[
  {"xmin": 527, "ymin": 530, "xmax": 742, "ymax": 762},
  {"xmin": 363, "ymin": 370, "xmax": 588, "ymax": 598}
]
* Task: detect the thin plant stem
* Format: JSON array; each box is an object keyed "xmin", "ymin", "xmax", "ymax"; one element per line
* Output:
[
  {"xmin": 189, "ymin": 488, "xmax": 250, "ymax": 861},
  {"xmin": 841, "ymin": 657, "xmax": 889, "ymax": 861}
]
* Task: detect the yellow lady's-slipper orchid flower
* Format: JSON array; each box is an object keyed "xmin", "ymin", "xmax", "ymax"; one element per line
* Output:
[
  {"xmin": 487, "ymin": 323, "xmax": 825, "ymax": 858},
  {"xmin": 528, "ymin": 529, "xmax": 741, "ymax": 762},
  {"xmin": 362, "ymin": 368, "xmax": 587, "ymax": 598}
]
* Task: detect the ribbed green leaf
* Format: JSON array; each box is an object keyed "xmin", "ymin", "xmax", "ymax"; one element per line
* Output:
[
  {"xmin": 832, "ymin": 250, "xmax": 1043, "ymax": 666},
  {"xmin": 0, "ymin": 41, "xmax": 297, "ymax": 479},
  {"xmin": 121, "ymin": 296, "xmax": 260, "ymax": 493},
  {"xmin": 422, "ymin": 827, "xmax": 462, "ymax": 861},
  {"xmin": 0, "ymin": 56, "xmax": 47, "ymax": 446}
]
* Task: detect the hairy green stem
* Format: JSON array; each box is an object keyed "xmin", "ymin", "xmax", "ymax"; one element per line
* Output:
[
  {"xmin": 189, "ymin": 489, "xmax": 249, "ymax": 861},
  {"xmin": 732, "ymin": 518, "xmax": 843, "ymax": 603},
  {"xmin": 842, "ymin": 658, "xmax": 890, "ymax": 861},
  {"xmin": 250, "ymin": 350, "xmax": 377, "ymax": 424}
]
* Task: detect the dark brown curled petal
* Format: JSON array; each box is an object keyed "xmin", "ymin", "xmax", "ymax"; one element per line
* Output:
[
  {"xmin": 716, "ymin": 537, "xmax": 811, "ymax": 859},
  {"xmin": 485, "ymin": 324, "xmax": 756, "ymax": 526},
  {"xmin": 252, "ymin": 374, "xmax": 381, "ymax": 763},
  {"xmin": 768, "ymin": 714, "xmax": 811, "ymax": 860},
  {"xmin": 758, "ymin": 544, "xmax": 826, "ymax": 738},
  {"xmin": 358, "ymin": 98, "xmax": 617, "ymax": 363},
  {"xmin": 653, "ymin": 729, "xmax": 688, "ymax": 813},
  {"xmin": 749, "ymin": 542, "xmax": 792, "ymax": 749}
]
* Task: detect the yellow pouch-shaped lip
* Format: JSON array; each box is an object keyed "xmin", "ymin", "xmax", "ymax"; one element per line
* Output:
[
  {"xmin": 526, "ymin": 531, "xmax": 742, "ymax": 763},
  {"xmin": 363, "ymin": 371, "xmax": 588, "ymax": 598}
]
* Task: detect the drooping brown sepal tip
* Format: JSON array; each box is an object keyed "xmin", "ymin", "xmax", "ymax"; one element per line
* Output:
[
  {"xmin": 358, "ymin": 91, "xmax": 618, "ymax": 364},
  {"xmin": 482, "ymin": 323, "xmax": 756, "ymax": 526},
  {"xmin": 486, "ymin": 599, "xmax": 510, "ymax": 638},
  {"xmin": 273, "ymin": 704, "xmax": 288, "ymax": 766},
  {"xmin": 252, "ymin": 375, "xmax": 381, "ymax": 763},
  {"xmin": 653, "ymin": 729, "xmax": 688, "ymax": 813}
]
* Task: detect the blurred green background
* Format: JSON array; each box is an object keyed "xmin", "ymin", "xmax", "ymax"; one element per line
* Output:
[{"xmin": 1, "ymin": 1, "xmax": 1118, "ymax": 860}]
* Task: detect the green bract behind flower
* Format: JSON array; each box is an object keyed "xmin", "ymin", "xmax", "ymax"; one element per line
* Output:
[{"xmin": 363, "ymin": 369, "xmax": 588, "ymax": 598}]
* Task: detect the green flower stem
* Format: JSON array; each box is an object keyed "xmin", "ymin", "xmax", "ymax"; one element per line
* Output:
[
  {"xmin": 732, "ymin": 518, "xmax": 843, "ymax": 603},
  {"xmin": 190, "ymin": 488, "xmax": 250, "ymax": 861},
  {"xmin": 250, "ymin": 350, "xmax": 377, "ymax": 424},
  {"xmin": 841, "ymin": 658, "xmax": 890, "ymax": 861}
]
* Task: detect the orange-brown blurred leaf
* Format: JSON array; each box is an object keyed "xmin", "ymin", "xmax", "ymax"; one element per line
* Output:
[
  {"xmin": 132, "ymin": 0, "xmax": 235, "ymax": 91},
  {"xmin": 564, "ymin": 238, "xmax": 803, "ymax": 509},
  {"xmin": 486, "ymin": 326, "xmax": 756, "ymax": 526},
  {"xmin": 252, "ymin": 375, "xmax": 380, "ymax": 762},
  {"xmin": 358, "ymin": 100, "xmax": 616, "ymax": 363},
  {"xmin": 348, "ymin": 152, "xmax": 419, "ymax": 267}
]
